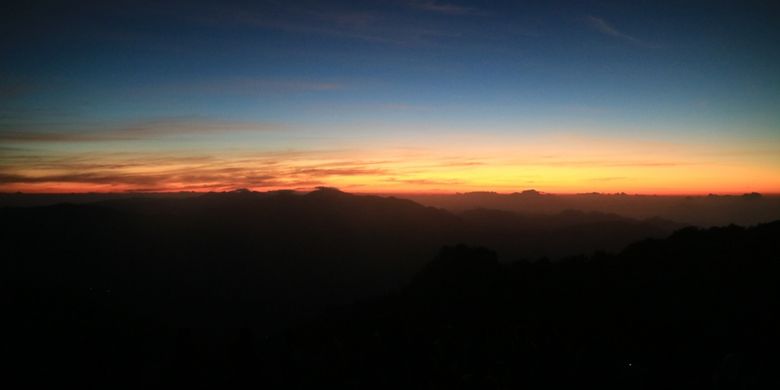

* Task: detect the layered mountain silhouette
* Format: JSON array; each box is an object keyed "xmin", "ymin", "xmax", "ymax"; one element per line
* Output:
[
  {"xmin": 5, "ymin": 189, "xmax": 779, "ymax": 227},
  {"xmin": 406, "ymin": 191, "xmax": 780, "ymax": 226},
  {"xmin": 265, "ymin": 222, "xmax": 780, "ymax": 388},
  {"xmin": 4, "ymin": 188, "xmax": 778, "ymax": 387}
]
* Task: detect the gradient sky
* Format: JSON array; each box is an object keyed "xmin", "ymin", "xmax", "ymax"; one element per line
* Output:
[{"xmin": 1, "ymin": 0, "xmax": 779, "ymax": 194}]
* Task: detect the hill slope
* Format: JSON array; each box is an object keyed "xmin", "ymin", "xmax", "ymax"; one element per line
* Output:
[{"xmin": 266, "ymin": 221, "xmax": 780, "ymax": 388}]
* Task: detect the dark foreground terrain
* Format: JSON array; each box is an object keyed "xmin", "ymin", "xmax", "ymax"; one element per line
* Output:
[
  {"xmin": 3, "ymin": 189, "xmax": 779, "ymax": 388},
  {"xmin": 266, "ymin": 224, "xmax": 780, "ymax": 389}
]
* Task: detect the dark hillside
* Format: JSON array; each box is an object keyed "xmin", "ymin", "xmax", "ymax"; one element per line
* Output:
[{"xmin": 266, "ymin": 222, "xmax": 780, "ymax": 388}]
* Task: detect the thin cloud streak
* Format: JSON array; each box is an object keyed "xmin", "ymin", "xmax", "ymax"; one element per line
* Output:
[
  {"xmin": 585, "ymin": 15, "xmax": 658, "ymax": 48},
  {"xmin": 1, "ymin": 134, "xmax": 777, "ymax": 193},
  {"xmin": 0, "ymin": 150, "xmax": 402, "ymax": 192},
  {"xmin": 292, "ymin": 168, "xmax": 389, "ymax": 177},
  {"xmin": 134, "ymin": 78, "xmax": 346, "ymax": 97},
  {"xmin": 406, "ymin": 1, "xmax": 482, "ymax": 16},
  {"xmin": 0, "ymin": 82, "xmax": 37, "ymax": 100},
  {"xmin": 0, "ymin": 118, "xmax": 287, "ymax": 143},
  {"xmin": 385, "ymin": 177, "xmax": 464, "ymax": 186},
  {"xmin": 133, "ymin": 1, "xmax": 463, "ymax": 46}
]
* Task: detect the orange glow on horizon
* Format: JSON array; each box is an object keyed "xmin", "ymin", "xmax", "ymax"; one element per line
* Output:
[
  {"xmin": 2, "ymin": 134, "xmax": 779, "ymax": 196},
  {"xmin": 2, "ymin": 174, "xmax": 778, "ymax": 197}
]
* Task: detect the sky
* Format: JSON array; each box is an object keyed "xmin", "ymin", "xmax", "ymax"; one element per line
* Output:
[{"xmin": 1, "ymin": 0, "xmax": 779, "ymax": 194}]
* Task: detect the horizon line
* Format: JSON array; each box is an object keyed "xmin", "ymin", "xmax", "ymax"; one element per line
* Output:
[{"xmin": 1, "ymin": 188, "xmax": 776, "ymax": 197}]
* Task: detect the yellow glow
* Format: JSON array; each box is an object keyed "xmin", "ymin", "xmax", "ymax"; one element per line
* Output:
[{"xmin": 2, "ymin": 134, "xmax": 779, "ymax": 195}]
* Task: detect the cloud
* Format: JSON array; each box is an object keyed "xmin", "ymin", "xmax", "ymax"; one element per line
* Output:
[
  {"xmin": 435, "ymin": 160, "xmax": 484, "ymax": 167},
  {"xmin": 0, "ymin": 172, "xmax": 166, "ymax": 186},
  {"xmin": 138, "ymin": 78, "xmax": 345, "ymax": 97},
  {"xmin": 130, "ymin": 1, "xmax": 463, "ymax": 46},
  {"xmin": 385, "ymin": 177, "xmax": 464, "ymax": 186},
  {"xmin": 406, "ymin": 1, "xmax": 481, "ymax": 16},
  {"xmin": 0, "ymin": 82, "xmax": 37, "ymax": 100},
  {"xmin": 237, "ymin": 7, "xmax": 406, "ymax": 43},
  {"xmin": 312, "ymin": 159, "xmax": 395, "ymax": 168},
  {"xmin": 0, "ymin": 150, "xmax": 399, "ymax": 192},
  {"xmin": 291, "ymin": 168, "xmax": 388, "ymax": 177},
  {"xmin": 0, "ymin": 163, "xmax": 286, "ymax": 191},
  {"xmin": 0, "ymin": 131, "xmax": 119, "ymax": 143},
  {"xmin": 0, "ymin": 117, "xmax": 286, "ymax": 143},
  {"xmin": 589, "ymin": 177, "xmax": 629, "ymax": 182},
  {"xmin": 0, "ymin": 146, "xmax": 29, "ymax": 153},
  {"xmin": 236, "ymin": 8, "xmax": 460, "ymax": 45},
  {"xmin": 585, "ymin": 15, "xmax": 655, "ymax": 47},
  {"xmin": 514, "ymin": 159, "xmax": 691, "ymax": 168}
]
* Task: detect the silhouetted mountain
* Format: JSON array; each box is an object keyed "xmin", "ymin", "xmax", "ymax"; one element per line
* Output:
[
  {"xmin": 457, "ymin": 208, "xmax": 680, "ymax": 259},
  {"xmin": 406, "ymin": 191, "xmax": 780, "ymax": 226},
  {"xmin": 5, "ymin": 190, "xmax": 780, "ymax": 227},
  {"xmin": 4, "ymin": 189, "xmax": 756, "ymax": 387},
  {"xmin": 263, "ymin": 222, "xmax": 780, "ymax": 388}
]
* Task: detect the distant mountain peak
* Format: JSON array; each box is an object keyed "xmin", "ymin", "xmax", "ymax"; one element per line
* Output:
[
  {"xmin": 309, "ymin": 186, "xmax": 347, "ymax": 196},
  {"xmin": 512, "ymin": 189, "xmax": 542, "ymax": 196}
]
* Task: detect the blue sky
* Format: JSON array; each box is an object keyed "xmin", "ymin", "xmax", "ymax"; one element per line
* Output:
[{"xmin": 1, "ymin": 1, "xmax": 779, "ymax": 193}]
